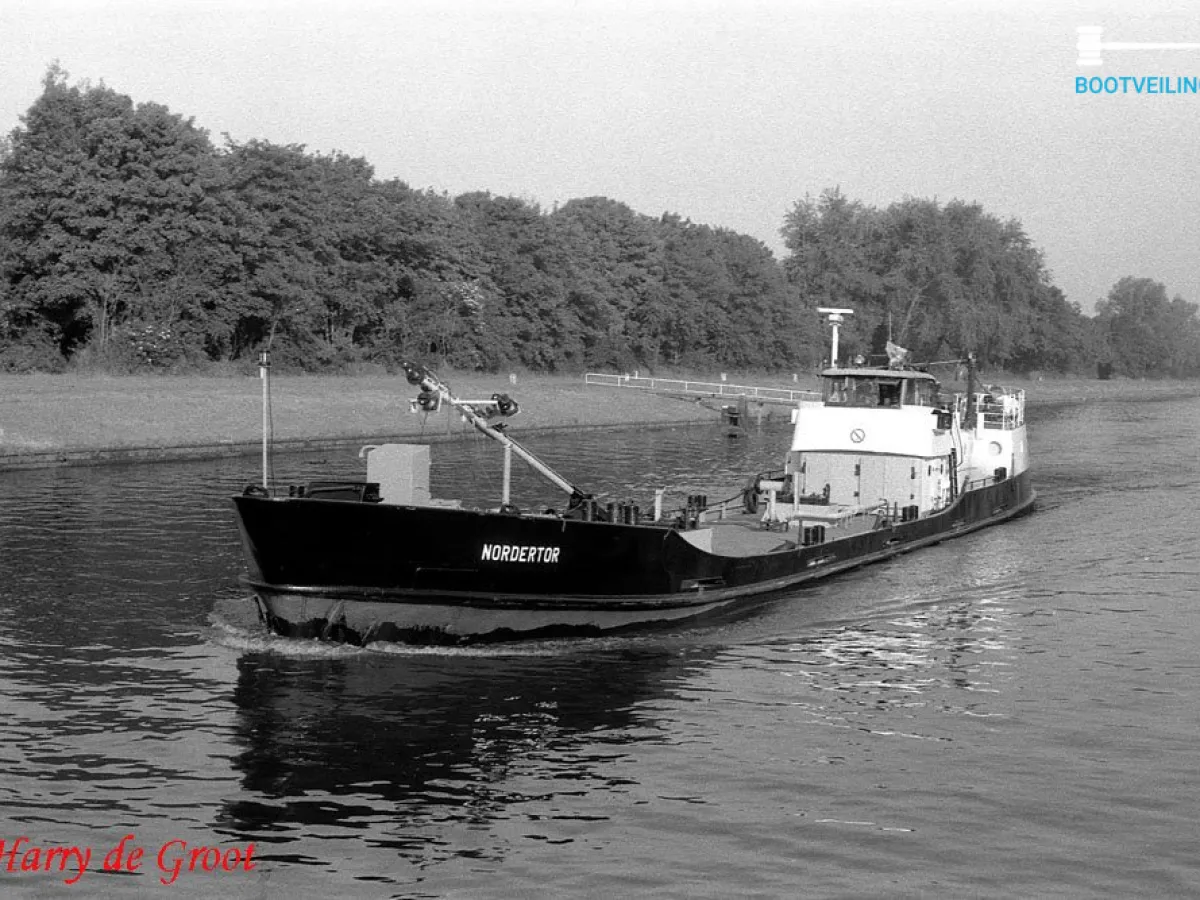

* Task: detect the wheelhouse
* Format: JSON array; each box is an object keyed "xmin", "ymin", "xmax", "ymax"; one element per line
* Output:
[{"xmin": 821, "ymin": 367, "xmax": 941, "ymax": 409}]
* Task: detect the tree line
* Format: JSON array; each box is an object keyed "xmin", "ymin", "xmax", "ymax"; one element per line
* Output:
[
  {"xmin": 2, "ymin": 68, "xmax": 1197, "ymax": 378},
  {"xmin": 780, "ymin": 188, "xmax": 1200, "ymax": 379}
]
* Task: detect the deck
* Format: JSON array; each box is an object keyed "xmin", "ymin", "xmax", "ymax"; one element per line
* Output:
[{"xmin": 689, "ymin": 506, "xmax": 883, "ymax": 558}]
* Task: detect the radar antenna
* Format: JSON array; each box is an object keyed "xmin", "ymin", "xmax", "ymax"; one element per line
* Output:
[{"xmin": 816, "ymin": 307, "xmax": 854, "ymax": 367}]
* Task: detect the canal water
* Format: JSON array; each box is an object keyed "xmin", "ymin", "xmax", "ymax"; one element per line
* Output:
[{"xmin": 1, "ymin": 393, "xmax": 1198, "ymax": 898}]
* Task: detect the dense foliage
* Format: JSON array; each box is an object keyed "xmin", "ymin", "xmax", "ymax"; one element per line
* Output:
[{"xmin": 2, "ymin": 69, "xmax": 1197, "ymax": 377}]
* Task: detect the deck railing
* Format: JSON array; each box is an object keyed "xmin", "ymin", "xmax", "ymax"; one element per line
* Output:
[
  {"xmin": 955, "ymin": 389, "xmax": 1026, "ymax": 430},
  {"xmin": 584, "ymin": 373, "xmax": 819, "ymax": 405}
]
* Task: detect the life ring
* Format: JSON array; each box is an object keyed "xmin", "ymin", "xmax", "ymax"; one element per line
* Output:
[
  {"xmin": 242, "ymin": 484, "xmax": 270, "ymax": 497},
  {"xmin": 742, "ymin": 477, "xmax": 760, "ymax": 514}
]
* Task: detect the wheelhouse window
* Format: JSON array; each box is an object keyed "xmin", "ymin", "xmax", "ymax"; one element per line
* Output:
[
  {"xmin": 907, "ymin": 379, "xmax": 938, "ymax": 407},
  {"xmin": 822, "ymin": 374, "xmax": 940, "ymax": 408},
  {"xmin": 824, "ymin": 375, "xmax": 902, "ymax": 408}
]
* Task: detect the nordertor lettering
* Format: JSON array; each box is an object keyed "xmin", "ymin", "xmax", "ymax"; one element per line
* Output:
[{"xmin": 480, "ymin": 544, "xmax": 561, "ymax": 563}]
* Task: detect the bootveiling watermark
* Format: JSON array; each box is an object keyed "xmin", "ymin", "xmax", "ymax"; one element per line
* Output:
[
  {"xmin": 1074, "ymin": 25, "xmax": 1200, "ymax": 95},
  {"xmin": 1076, "ymin": 74, "xmax": 1199, "ymax": 94}
]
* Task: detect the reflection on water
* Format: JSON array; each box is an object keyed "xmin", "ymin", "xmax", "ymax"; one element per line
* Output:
[
  {"xmin": 220, "ymin": 646, "xmax": 706, "ymax": 872},
  {"xmin": 2, "ymin": 397, "xmax": 1200, "ymax": 896}
]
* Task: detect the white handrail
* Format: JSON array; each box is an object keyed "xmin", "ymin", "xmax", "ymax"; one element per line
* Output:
[{"xmin": 585, "ymin": 373, "xmax": 818, "ymax": 404}]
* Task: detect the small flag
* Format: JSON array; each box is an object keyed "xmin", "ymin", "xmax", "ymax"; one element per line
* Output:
[{"xmin": 886, "ymin": 341, "xmax": 910, "ymax": 368}]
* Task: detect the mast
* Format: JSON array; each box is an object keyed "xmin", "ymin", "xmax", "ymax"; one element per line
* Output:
[
  {"xmin": 964, "ymin": 352, "xmax": 978, "ymax": 430},
  {"xmin": 258, "ymin": 349, "xmax": 273, "ymax": 491}
]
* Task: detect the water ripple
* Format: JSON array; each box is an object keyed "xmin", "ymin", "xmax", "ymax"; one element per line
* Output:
[{"xmin": 2, "ymin": 400, "xmax": 1200, "ymax": 896}]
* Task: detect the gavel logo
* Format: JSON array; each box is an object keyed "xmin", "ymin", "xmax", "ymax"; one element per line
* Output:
[{"xmin": 1077, "ymin": 26, "xmax": 1200, "ymax": 66}]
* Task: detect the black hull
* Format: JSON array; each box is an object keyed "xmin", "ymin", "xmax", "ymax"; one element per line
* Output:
[{"xmin": 233, "ymin": 471, "xmax": 1035, "ymax": 644}]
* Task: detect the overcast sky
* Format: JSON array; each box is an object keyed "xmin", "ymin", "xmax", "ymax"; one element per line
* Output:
[{"xmin": 3, "ymin": 0, "xmax": 1198, "ymax": 315}]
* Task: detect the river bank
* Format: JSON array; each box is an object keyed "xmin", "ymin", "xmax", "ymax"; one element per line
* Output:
[
  {"xmin": 1, "ymin": 371, "xmax": 1195, "ymax": 470},
  {"xmin": 0, "ymin": 372, "xmax": 741, "ymax": 470}
]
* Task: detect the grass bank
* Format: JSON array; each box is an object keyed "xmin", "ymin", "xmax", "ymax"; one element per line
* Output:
[
  {"xmin": 1, "ymin": 371, "xmax": 1194, "ymax": 470},
  {"xmin": 0, "ymin": 371, "xmax": 764, "ymax": 469}
]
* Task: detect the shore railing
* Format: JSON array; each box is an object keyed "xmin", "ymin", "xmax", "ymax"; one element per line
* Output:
[{"xmin": 584, "ymin": 373, "xmax": 819, "ymax": 405}]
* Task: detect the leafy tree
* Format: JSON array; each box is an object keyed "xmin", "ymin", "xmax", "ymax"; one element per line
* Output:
[
  {"xmin": 551, "ymin": 197, "xmax": 666, "ymax": 369},
  {"xmin": 221, "ymin": 140, "xmax": 342, "ymax": 366},
  {"xmin": 452, "ymin": 192, "xmax": 566, "ymax": 370},
  {"xmin": 353, "ymin": 180, "xmax": 484, "ymax": 368},
  {"xmin": 712, "ymin": 228, "xmax": 801, "ymax": 367},
  {"xmin": 1096, "ymin": 277, "xmax": 1200, "ymax": 378},
  {"xmin": 0, "ymin": 66, "xmax": 235, "ymax": 366},
  {"xmin": 780, "ymin": 188, "xmax": 1084, "ymax": 373},
  {"xmin": 5, "ymin": 70, "xmax": 1192, "ymax": 379}
]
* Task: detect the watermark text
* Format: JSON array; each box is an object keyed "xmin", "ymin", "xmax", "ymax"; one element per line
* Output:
[{"xmin": 1, "ymin": 834, "xmax": 258, "ymax": 887}]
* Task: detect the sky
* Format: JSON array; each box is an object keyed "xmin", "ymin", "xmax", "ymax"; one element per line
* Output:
[{"xmin": 2, "ymin": 0, "xmax": 1198, "ymax": 315}]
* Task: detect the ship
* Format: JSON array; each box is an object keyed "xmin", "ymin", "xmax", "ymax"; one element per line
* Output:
[{"xmin": 232, "ymin": 319, "xmax": 1035, "ymax": 645}]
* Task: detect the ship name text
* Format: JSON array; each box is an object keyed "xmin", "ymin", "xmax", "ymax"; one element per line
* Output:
[{"xmin": 480, "ymin": 544, "xmax": 561, "ymax": 563}]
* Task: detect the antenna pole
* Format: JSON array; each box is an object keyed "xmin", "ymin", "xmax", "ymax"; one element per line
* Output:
[{"xmin": 816, "ymin": 307, "xmax": 854, "ymax": 367}]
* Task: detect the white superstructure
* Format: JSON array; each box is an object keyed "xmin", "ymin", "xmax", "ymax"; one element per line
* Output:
[{"xmin": 772, "ymin": 367, "xmax": 1027, "ymax": 525}]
